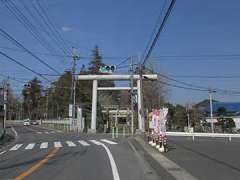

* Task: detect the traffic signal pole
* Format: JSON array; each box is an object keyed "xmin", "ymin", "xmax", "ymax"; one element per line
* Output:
[
  {"xmin": 71, "ymin": 48, "xmax": 80, "ymax": 119},
  {"xmin": 130, "ymin": 57, "xmax": 134, "ymax": 134},
  {"xmin": 3, "ymin": 84, "xmax": 7, "ymax": 133}
]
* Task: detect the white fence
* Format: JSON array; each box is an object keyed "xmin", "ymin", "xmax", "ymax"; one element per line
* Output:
[
  {"xmin": 166, "ymin": 132, "xmax": 240, "ymax": 141},
  {"xmin": 42, "ymin": 119, "xmax": 71, "ymax": 125},
  {"xmin": 42, "ymin": 118, "xmax": 85, "ymax": 132}
]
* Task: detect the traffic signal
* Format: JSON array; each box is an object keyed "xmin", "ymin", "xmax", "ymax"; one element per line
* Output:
[
  {"xmin": 99, "ymin": 65, "xmax": 116, "ymax": 74},
  {"xmin": 24, "ymin": 83, "xmax": 31, "ymax": 88}
]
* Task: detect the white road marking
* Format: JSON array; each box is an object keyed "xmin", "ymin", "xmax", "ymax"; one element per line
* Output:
[
  {"xmin": 57, "ymin": 130, "xmax": 62, "ymax": 133},
  {"xmin": 45, "ymin": 132, "xmax": 49, "ymax": 134},
  {"xmin": 36, "ymin": 132, "xmax": 42, "ymax": 134},
  {"xmin": 11, "ymin": 127, "xmax": 18, "ymax": 138},
  {"xmin": 0, "ymin": 151, "xmax": 6, "ymax": 155},
  {"xmin": 89, "ymin": 140, "xmax": 101, "ymax": 145},
  {"xmin": 98, "ymin": 142, "xmax": 120, "ymax": 180},
  {"xmin": 101, "ymin": 139, "xmax": 118, "ymax": 145},
  {"xmin": 40, "ymin": 142, "xmax": 48, "ymax": 149},
  {"xmin": 25, "ymin": 143, "xmax": 35, "ymax": 150},
  {"xmin": 54, "ymin": 142, "xmax": 62, "ymax": 148},
  {"xmin": 50, "ymin": 131, "xmax": 55, "ymax": 134},
  {"xmin": 78, "ymin": 140, "xmax": 90, "ymax": 146},
  {"xmin": 66, "ymin": 141, "xmax": 76, "ymax": 147},
  {"xmin": 10, "ymin": 144, "xmax": 23, "ymax": 151}
]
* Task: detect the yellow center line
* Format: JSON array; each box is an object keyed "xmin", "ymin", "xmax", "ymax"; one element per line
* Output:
[{"xmin": 14, "ymin": 147, "xmax": 60, "ymax": 180}]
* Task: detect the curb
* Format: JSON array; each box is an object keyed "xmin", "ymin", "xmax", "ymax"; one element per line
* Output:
[
  {"xmin": 127, "ymin": 137, "xmax": 173, "ymax": 180},
  {"xmin": 133, "ymin": 135, "xmax": 198, "ymax": 180}
]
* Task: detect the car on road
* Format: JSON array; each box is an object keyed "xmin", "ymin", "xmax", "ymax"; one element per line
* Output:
[
  {"xmin": 30, "ymin": 120, "xmax": 39, "ymax": 125},
  {"xmin": 23, "ymin": 119, "xmax": 30, "ymax": 126}
]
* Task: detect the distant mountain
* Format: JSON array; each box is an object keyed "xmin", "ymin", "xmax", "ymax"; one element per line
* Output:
[{"xmin": 195, "ymin": 99, "xmax": 219, "ymax": 111}]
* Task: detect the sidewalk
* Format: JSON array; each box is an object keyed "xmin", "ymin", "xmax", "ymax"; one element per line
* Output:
[
  {"xmin": 130, "ymin": 135, "xmax": 198, "ymax": 180},
  {"xmin": 0, "ymin": 127, "xmax": 15, "ymax": 149}
]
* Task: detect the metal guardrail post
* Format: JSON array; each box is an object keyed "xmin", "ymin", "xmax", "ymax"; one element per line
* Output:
[
  {"xmin": 112, "ymin": 127, "xmax": 115, "ymax": 138},
  {"xmin": 116, "ymin": 127, "xmax": 118, "ymax": 138},
  {"xmin": 123, "ymin": 126, "xmax": 125, "ymax": 137}
]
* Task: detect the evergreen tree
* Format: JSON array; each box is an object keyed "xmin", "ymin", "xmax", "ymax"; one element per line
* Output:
[
  {"xmin": 49, "ymin": 71, "xmax": 72, "ymax": 118},
  {"xmin": 88, "ymin": 45, "xmax": 105, "ymax": 74},
  {"xmin": 22, "ymin": 77, "xmax": 43, "ymax": 119}
]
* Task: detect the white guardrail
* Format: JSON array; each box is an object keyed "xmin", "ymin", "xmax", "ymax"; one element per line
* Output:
[
  {"xmin": 6, "ymin": 119, "xmax": 71, "ymax": 125},
  {"xmin": 166, "ymin": 131, "xmax": 240, "ymax": 141},
  {"xmin": 42, "ymin": 119, "xmax": 71, "ymax": 125}
]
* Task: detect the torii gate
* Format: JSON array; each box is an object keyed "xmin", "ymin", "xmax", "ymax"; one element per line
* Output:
[{"xmin": 77, "ymin": 74, "xmax": 157, "ymax": 133}]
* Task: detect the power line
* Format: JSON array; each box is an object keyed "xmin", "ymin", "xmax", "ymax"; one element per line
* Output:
[
  {"xmin": 0, "ymin": 50, "xmax": 52, "ymax": 83},
  {"xmin": 0, "ymin": 46, "xmax": 130, "ymax": 60},
  {"xmin": 152, "ymin": 54, "xmax": 240, "ymax": 58},
  {"xmin": 144, "ymin": 66, "xmax": 240, "ymax": 95},
  {"xmin": 141, "ymin": 0, "xmax": 168, "ymax": 63},
  {"xmin": 142, "ymin": 0, "xmax": 176, "ymax": 65},
  {"xmin": 116, "ymin": 57, "xmax": 131, "ymax": 67},
  {"xmin": 156, "ymin": 79, "xmax": 209, "ymax": 92},
  {"xmin": 0, "ymin": 73, "xmax": 27, "ymax": 83},
  {"xmin": 30, "ymin": 0, "xmax": 70, "ymax": 55},
  {"xmin": 0, "ymin": 46, "xmax": 72, "ymax": 57},
  {"xmin": 2, "ymin": 0, "xmax": 57, "ymax": 53},
  {"xmin": 20, "ymin": 0, "xmax": 69, "ymax": 56},
  {"xmin": 35, "ymin": 0, "xmax": 71, "ymax": 54},
  {"xmin": 0, "ymin": 28, "xmax": 60, "ymax": 74},
  {"xmin": 168, "ymin": 75, "xmax": 240, "ymax": 79}
]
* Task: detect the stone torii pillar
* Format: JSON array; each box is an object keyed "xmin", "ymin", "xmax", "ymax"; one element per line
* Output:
[{"xmin": 90, "ymin": 79, "xmax": 98, "ymax": 132}]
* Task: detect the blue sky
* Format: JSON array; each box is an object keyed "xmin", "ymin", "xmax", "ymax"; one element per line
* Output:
[{"xmin": 1, "ymin": 0, "xmax": 240, "ymax": 105}]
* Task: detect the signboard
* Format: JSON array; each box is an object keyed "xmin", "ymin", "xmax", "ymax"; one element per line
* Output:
[{"xmin": 149, "ymin": 108, "xmax": 168, "ymax": 135}]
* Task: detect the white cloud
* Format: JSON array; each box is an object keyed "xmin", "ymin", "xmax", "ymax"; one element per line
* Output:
[{"xmin": 61, "ymin": 26, "xmax": 73, "ymax": 32}]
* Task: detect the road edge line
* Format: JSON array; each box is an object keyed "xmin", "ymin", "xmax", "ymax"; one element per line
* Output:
[
  {"xmin": 11, "ymin": 127, "xmax": 18, "ymax": 138},
  {"xmin": 99, "ymin": 142, "xmax": 120, "ymax": 180}
]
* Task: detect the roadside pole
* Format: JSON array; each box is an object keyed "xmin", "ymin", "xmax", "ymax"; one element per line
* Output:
[
  {"xmin": 139, "ymin": 63, "xmax": 145, "ymax": 132},
  {"xmin": 115, "ymin": 109, "xmax": 119, "ymax": 138},
  {"xmin": 3, "ymin": 84, "xmax": 7, "ymax": 133},
  {"xmin": 209, "ymin": 90, "xmax": 215, "ymax": 133},
  {"xmin": 130, "ymin": 57, "xmax": 134, "ymax": 134},
  {"xmin": 186, "ymin": 104, "xmax": 190, "ymax": 132},
  {"xmin": 46, "ymin": 91, "xmax": 48, "ymax": 120},
  {"xmin": 71, "ymin": 48, "xmax": 80, "ymax": 121}
]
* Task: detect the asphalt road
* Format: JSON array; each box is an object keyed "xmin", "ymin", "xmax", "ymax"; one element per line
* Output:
[
  {"xmin": 0, "ymin": 124, "xmax": 162, "ymax": 180},
  {"xmin": 3, "ymin": 125, "xmax": 240, "ymax": 180},
  {"xmin": 165, "ymin": 136, "xmax": 240, "ymax": 180}
]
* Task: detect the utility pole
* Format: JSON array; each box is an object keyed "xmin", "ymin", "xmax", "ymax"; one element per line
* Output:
[
  {"xmin": 209, "ymin": 89, "xmax": 216, "ymax": 133},
  {"xmin": 186, "ymin": 104, "xmax": 190, "ymax": 132},
  {"xmin": 139, "ymin": 62, "xmax": 144, "ymax": 132},
  {"xmin": 3, "ymin": 84, "xmax": 8, "ymax": 132},
  {"xmin": 20, "ymin": 101, "xmax": 23, "ymax": 120},
  {"xmin": 130, "ymin": 57, "xmax": 134, "ymax": 134},
  {"xmin": 45, "ymin": 91, "xmax": 48, "ymax": 120},
  {"xmin": 71, "ymin": 47, "xmax": 80, "ymax": 120}
]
